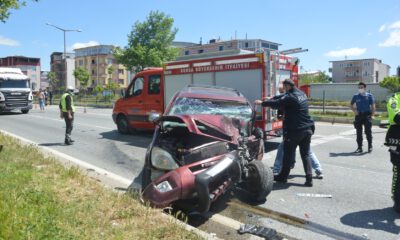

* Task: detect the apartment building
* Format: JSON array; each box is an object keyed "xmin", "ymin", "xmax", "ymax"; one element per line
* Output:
[
  {"xmin": 0, "ymin": 56, "xmax": 41, "ymax": 90},
  {"xmin": 74, "ymin": 45, "xmax": 130, "ymax": 88},
  {"xmin": 179, "ymin": 39, "xmax": 280, "ymax": 57},
  {"xmin": 330, "ymin": 59, "xmax": 390, "ymax": 83}
]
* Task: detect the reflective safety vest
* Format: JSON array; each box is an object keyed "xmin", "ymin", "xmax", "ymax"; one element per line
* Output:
[{"xmin": 60, "ymin": 93, "xmax": 75, "ymax": 113}]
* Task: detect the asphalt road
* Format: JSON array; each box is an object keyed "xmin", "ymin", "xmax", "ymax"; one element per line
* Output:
[{"xmin": 0, "ymin": 106, "xmax": 399, "ymax": 240}]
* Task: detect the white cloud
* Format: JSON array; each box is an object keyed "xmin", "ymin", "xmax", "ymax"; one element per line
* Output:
[
  {"xmin": 324, "ymin": 47, "xmax": 367, "ymax": 57},
  {"xmin": 0, "ymin": 36, "xmax": 20, "ymax": 47},
  {"xmin": 389, "ymin": 21, "xmax": 400, "ymax": 30},
  {"xmin": 379, "ymin": 30, "xmax": 400, "ymax": 47},
  {"xmin": 72, "ymin": 41, "xmax": 99, "ymax": 50},
  {"xmin": 379, "ymin": 24, "xmax": 386, "ymax": 32}
]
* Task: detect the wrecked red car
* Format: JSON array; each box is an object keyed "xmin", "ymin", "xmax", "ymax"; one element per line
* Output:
[{"xmin": 141, "ymin": 85, "xmax": 273, "ymax": 213}]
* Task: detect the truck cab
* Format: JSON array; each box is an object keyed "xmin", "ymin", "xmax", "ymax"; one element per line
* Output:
[
  {"xmin": 0, "ymin": 67, "xmax": 33, "ymax": 114},
  {"xmin": 112, "ymin": 68, "xmax": 164, "ymax": 133}
]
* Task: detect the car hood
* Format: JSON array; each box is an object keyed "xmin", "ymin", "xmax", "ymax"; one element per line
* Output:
[{"xmin": 158, "ymin": 114, "xmax": 241, "ymax": 144}]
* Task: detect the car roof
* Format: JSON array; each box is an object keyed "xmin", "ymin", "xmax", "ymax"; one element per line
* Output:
[{"xmin": 176, "ymin": 85, "xmax": 248, "ymax": 103}]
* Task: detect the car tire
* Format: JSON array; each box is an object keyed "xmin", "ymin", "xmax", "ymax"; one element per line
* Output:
[
  {"xmin": 117, "ymin": 115, "xmax": 131, "ymax": 134},
  {"xmin": 21, "ymin": 109, "xmax": 29, "ymax": 114},
  {"xmin": 245, "ymin": 160, "xmax": 273, "ymax": 202}
]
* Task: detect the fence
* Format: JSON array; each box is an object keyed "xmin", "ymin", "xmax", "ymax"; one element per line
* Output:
[{"xmin": 310, "ymin": 83, "xmax": 391, "ymax": 102}]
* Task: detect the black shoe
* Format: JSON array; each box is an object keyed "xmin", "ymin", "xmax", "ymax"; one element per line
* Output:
[
  {"xmin": 274, "ymin": 175, "xmax": 287, "ymax": 183},
  {"xmin": 354, "ymin": 148, "xmax": 363, "ymax": 153},
  {"xmin": 368, "ymin": 146, "xmax": 372, "ymax": 153},
  {"xmin": 70, "ymin": 139, "xmax": 75, "ymax": 143},
  {"xmin": 65, "ymin": 140, "xmax": 73, "ymax": 145},
  {"xmin": 305, "ymin": 176, "xmax": 313, "ymax": 187}
]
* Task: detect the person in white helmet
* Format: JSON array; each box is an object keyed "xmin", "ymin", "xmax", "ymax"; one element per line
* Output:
[{"xmin": 59, "ymin": 86, "xmax": 75, "ymax": 145}]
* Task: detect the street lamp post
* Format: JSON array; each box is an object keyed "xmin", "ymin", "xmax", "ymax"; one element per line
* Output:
[
  {"xmin": 46, "ymin": 23, "xmax": 82, "ymax": 89},
  {"xmin": 46, "ymin": 23, "xmax": 82, "ymax": 59}
]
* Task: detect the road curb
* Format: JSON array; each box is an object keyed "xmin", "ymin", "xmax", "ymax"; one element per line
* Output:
[{"xmin": 0, "ymin": 129, "xmax": 221, "ymax": 240}]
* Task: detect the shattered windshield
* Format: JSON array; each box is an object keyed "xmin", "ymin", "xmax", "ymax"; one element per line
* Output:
[{"xmin": 168, "ymin": 97, "xmax": 253, "ymax": 122}]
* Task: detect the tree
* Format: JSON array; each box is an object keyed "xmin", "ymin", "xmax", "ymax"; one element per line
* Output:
[
  {"xmin": 73, "ymin": 68, "xmax": 90, "ymax": 111},
  {"xmin": 93, "ymin": 85, "xmax": 104, "ymax": 103},
  {"xmin": 0, "ymin": 0, "xmax": 38, "ymax": 23},
  {"xmin": 73, "ymin": 67, "xmax": 90, "ymax": 89},
  {"xmin": 299, "ymin": 71, "xmax": 330, "ymax": 86},
  {"xmin": 114, "ymin": 11, "xmax": 179, "ymax": 73},
  {"xmin": 380, "ymin": 76, "xmax": 400, "ymax": 93},
  {"xmin": 47, "ymin": 71, "xmax": 59, "ymax": 91},
  {"xmin": 107, "ymin": 65, "xmax": 114, "ymax": 84}
]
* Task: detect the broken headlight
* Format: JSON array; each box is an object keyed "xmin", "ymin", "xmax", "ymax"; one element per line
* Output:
[{"xmin": 151, "ymin": 147, "xmax": 179, "ymax": 170}]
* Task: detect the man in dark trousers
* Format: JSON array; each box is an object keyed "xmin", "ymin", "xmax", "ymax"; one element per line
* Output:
[
  {"xmin": 255, "ymin": 79, "xmax": 315, "ymax": 186},
  {"xmin": 350, "ymin": 82, "xmax": 375, "ymax": 153},
  {"xmin": 59, "ymin": 86, "xmax": 75, "ymax": 145}
]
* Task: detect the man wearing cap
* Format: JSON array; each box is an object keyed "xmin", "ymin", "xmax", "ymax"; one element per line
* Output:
[
  {"xmin": 59, "ymin": 86, "xmax": 76, "ymax": 145},
  {"xmin": 255, "ymin": 79, "xmax": 315, "ymax": 186},
  {"xmin": 350, "ymin": 82, "xmax": 375, "ymax": 153}
]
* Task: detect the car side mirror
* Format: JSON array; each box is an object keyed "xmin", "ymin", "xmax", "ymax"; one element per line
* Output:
[{"xmin": 148, "ymin": 112, "xmax": 160, "ymax": 123}]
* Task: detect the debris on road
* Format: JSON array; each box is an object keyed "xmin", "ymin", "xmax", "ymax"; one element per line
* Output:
[
  {"xmin": 296, "ymin": 193, "xmax": 333, "ymax": 198},
  {"xmin": 238, "ymin": 224, "xmax": 280, "ymax": 239}
]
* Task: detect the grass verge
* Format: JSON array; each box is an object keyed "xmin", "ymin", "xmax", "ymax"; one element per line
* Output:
[{"xmin": 0, "ymin": 133, "xmax": 201, "ymax": 240}]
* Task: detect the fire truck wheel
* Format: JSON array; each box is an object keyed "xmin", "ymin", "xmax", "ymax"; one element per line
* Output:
[
  {"xmin": 245, "ymin": 160, "xmax": 273, "ymax": 202},
  {"xmin": 117, "ymin": 115, "xmax": 131, "ymax": 134},
  {"xmin": 21, "ymin": 109, "xmax": 29, "ymax": 114}
]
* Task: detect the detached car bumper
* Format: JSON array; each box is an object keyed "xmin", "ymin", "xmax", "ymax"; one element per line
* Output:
[{"xmin": 142, "ymin": 153, "xmax": 239, "ymax": 213}]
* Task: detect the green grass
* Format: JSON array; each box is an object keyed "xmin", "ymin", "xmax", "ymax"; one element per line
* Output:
[{"xmin": 0, "ymin": 133, "xmax": 202, "ymax": 240}]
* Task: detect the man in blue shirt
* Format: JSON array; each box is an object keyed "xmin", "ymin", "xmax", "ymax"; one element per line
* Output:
[{"xmin": 350, "ymin": 82, "xmax": 376, "ymax": 153}]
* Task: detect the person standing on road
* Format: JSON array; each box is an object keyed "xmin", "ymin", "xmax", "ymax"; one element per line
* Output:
[
  {"xmin": 49, "ymin": 90, "xmax": 53, "ymax": 105},
  {"xmin": 255, "ymin": 79, "xmax": 315, "ymax": 186},
  {"xmin": 385, "ymin": 92, "xmax": 400, "ymax": 212},
  {"xmin": 350, "ymin": 82, "xmax": 376, "ymax": 153},
  {"xmin": 38, "ymin": 89, "xmax": 45, "ymax": 111},
  {"xmin": 44, "ymin": 89, "xmax": 49, "ymax": 106},
  {"xmin": 59, "ymin": 86, "xmax": 75, "ymax": 145}
]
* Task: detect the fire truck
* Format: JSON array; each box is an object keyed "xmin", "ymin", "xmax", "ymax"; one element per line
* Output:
[{"xmin": 112, "ymin": 50, "xmax": 299, "ymax": 137}]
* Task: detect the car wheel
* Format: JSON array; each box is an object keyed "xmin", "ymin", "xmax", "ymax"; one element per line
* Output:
[
  {"xmin": 245, "ymin": 160, "xmax": 273, "ymax": 202},
  {"xmin": 21, "ymin": 109, "xmax": 29, "ymax": 114},
  {"xmin": 117, "ymin": 115, "xmax": 131, "ymax": 134}
]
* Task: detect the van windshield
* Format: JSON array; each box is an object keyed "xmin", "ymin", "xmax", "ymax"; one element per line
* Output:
[{"xmin": 0, "ymin": 79, "xmax": 30, "ymax": 88}]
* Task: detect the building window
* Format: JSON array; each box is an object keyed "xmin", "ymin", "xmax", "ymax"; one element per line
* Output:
[
  {"xmin": 269, "ymin": 44, "xmax": 278, "ymax": 50},
  {"xmin": 198, "ymin": 49, "xmax": 204, "ymax": 54},
  {"xmin": 118, "ymin": 69, "xmax": 124, "ymax": 74},
  {"xmin": 118, "ymin": 79, "xmax": 124, "ymax": 84},
  {"xmin": 91, "ymin": 59, "xmax": 96, "ymax": 64},
  {"xmin": 261, "ymin": 42, "xmax": 269, "ymax": 48},
  {"xmin": 107, "ymin": 58, "xmax": 113, "ymax": 64},
  {"xmin": 92, "ymin": 69, "xmax": 95, "ymax": 75},
  {"xmin": 79, "ymin": 60, "xmax": 83, "ymax": 66},
  {"xmin": 184, "ymin": 50, "xmax": 189, "ymax": 55},
  {"xmin": 245, "ymin": 42, "xmax": 249, "ymax": 48},
  {"xmin": 219, "ymin": 46, "xmax": 224, "ymax": 51}
]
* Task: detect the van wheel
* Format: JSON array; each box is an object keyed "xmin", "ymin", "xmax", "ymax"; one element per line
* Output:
[
  {"xmin": 21, "ymin": 109, "xmax": 29, "ymax": 114},
  {"xmin": 245, "ymin": 160, "xmax": 273, "ymax": 202},
  {"xmin": 117, "ymin": 115, "xmax": 131, "ymax": 134}
]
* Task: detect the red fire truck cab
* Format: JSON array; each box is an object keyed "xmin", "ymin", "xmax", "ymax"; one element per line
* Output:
[{"xmin": 112, "ymin": 50, "xmax": 299, "ymax": 137}]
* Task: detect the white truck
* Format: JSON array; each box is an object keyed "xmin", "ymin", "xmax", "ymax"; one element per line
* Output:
[{"xmin": 0, "ymin": 67, "xmax": 33, "ymax": 114}]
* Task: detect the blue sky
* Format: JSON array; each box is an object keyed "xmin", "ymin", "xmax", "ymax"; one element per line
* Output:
[{"xmin": 0, "ymin": 0, "xmax": 399, "ymax": 73}]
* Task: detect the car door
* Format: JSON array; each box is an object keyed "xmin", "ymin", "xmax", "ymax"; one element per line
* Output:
[{"xmin": 124, "ymin": 76, "xmax": 148, "ymax": 129}]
